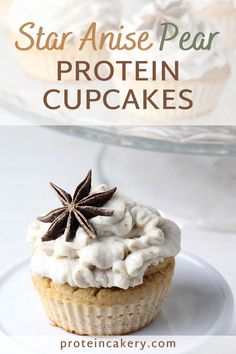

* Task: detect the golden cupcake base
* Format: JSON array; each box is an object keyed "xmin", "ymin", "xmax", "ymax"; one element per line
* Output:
[{"xmin": 32, "ymin": 257, "xmax": 175, "ymax": 335}]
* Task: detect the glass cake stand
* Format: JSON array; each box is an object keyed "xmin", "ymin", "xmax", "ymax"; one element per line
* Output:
[
  {"xmin": 0, "ymin": 27, "xmax": 236, "ymax": 231},
  {"xmin": 46, "ymin": 125, "xmax": 236, "ymax": 233}
]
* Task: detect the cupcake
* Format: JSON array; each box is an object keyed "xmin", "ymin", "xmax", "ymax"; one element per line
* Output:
[
  {"xmin": 187, "ymin": 0, "xmax": 236, "ymax": 51},
  {"xmin": 28, "ymin": 170, "xmax": 181, "ymax": 335},
  {"xmin": 8, "ymin": 0, "xmax": 120, "ymax": 81},
  {"xmin": 0, "ymin": 0, "xmax": 11, "ymax": 26},
  {"xmin": 112, "ymin": 0, "xmax": 230, "ymax": 120}
]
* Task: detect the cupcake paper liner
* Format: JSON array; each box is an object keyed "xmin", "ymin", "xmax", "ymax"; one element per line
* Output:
[
  {"xmin": 114, "ymin": 65, "xmax": 230, "ymax": 120},
  {"xmin": 33, "ymin": 259, "xmax": 175, "ymax": 335},
  {"xmin": 39, "ymin": 283, "xmax": 169, "ymax": 335}
]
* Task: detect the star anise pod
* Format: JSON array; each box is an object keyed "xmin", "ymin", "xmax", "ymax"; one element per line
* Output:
[
  {"xmin": 137, "ymin": 1, "xmax": 187, "ymax": 35},
  {"xmin": 37, "ymin": 170, "xmax": 117, "ymax": 242}
]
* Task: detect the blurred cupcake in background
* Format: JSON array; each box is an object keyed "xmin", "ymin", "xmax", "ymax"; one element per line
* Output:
[
  {"xmin": 187, "ymin": 0, "xmax": 236, "ymax": 51},
  {"xmin": 0, "ymin": 0, "xmax": 11, "ymax": 27},
  {"xmin": 112, "ymin": 0, "xmax": 230, "ymax": 121},
  {"xmin": 8, "ymin": 0, "xmax": 121, "ymax": 81}
]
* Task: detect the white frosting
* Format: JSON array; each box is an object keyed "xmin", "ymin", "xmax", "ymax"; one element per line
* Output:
[
  {"xmin": 188, "ymin": 0, "xmax": 236, "ymax": 10},
  {"xmin": 28, "ymin": 185, "xmax": 181, "ymax": 290},
  {"xmin": 112, "ymin": 1, "xmax": 226, "ymax": 80},
  {"xmin": 9, "ymin": 0, "xmax": 120, "ymax": 34}
]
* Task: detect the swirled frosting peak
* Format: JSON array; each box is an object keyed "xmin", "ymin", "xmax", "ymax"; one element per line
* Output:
[{"xmin": 28, "ymin": 184, "xmax": 181, "ymax": 290}]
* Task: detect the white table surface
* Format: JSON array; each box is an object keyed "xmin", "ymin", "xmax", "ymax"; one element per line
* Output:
[{"xmin": 0, "ymin": 124, "xmax": 235, "ymax": 335}]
